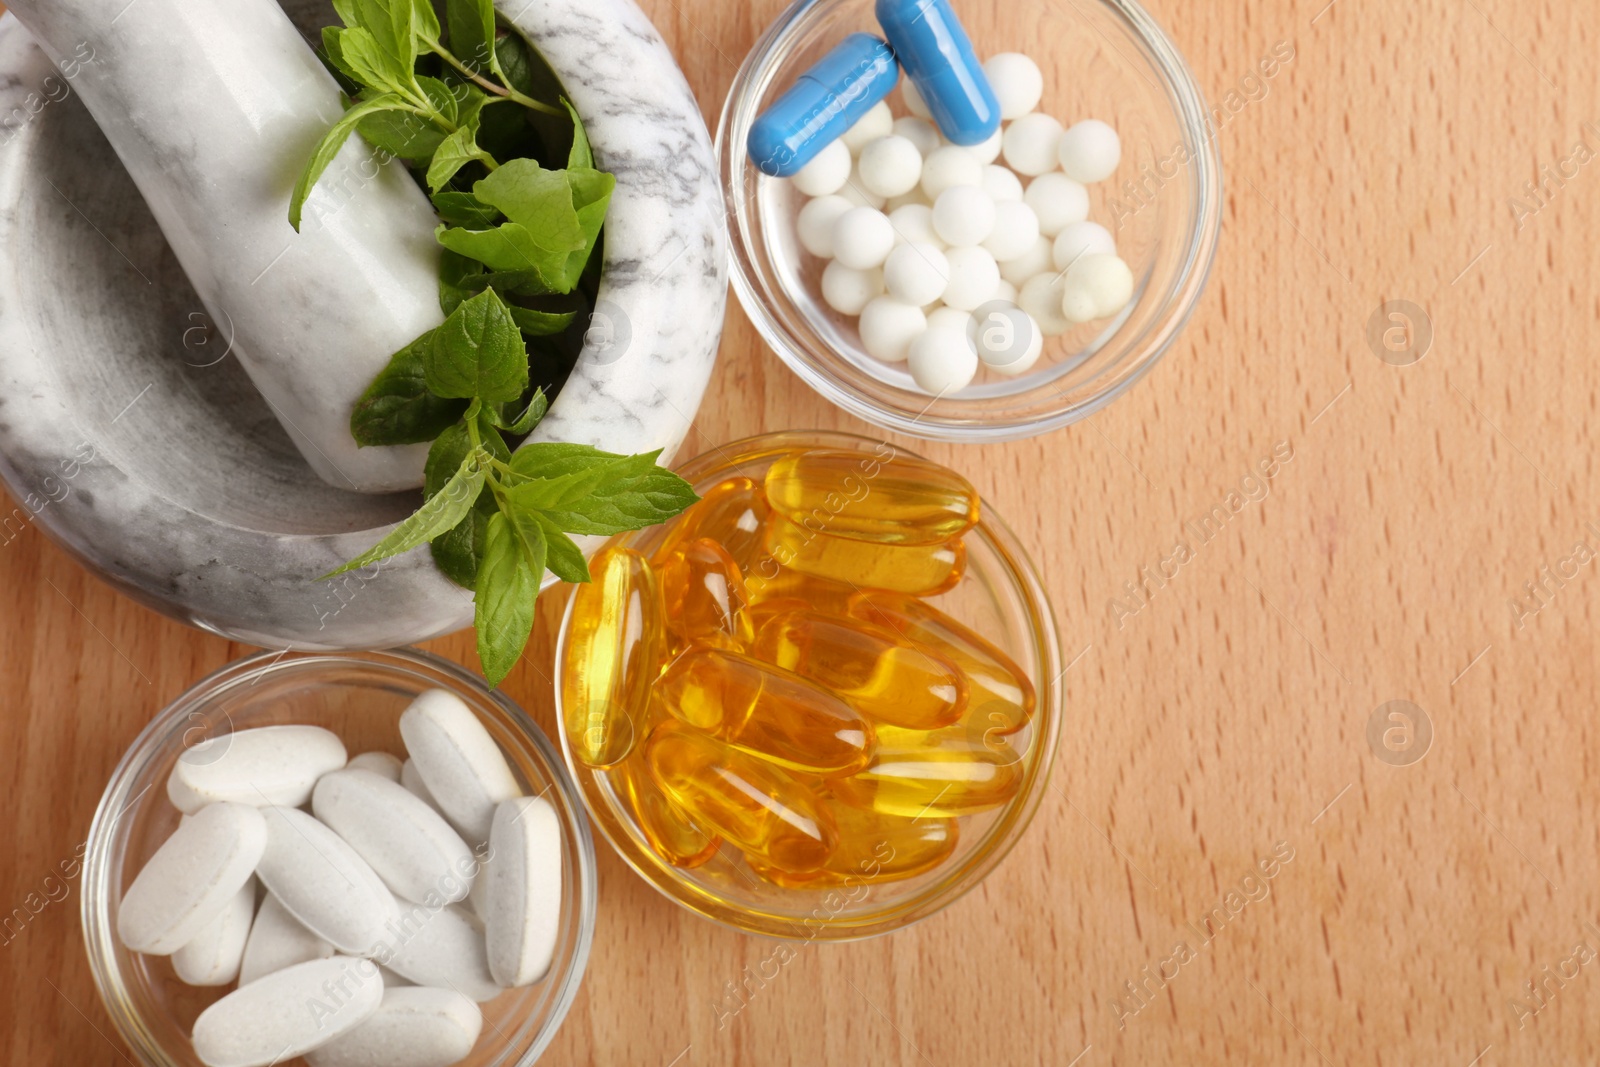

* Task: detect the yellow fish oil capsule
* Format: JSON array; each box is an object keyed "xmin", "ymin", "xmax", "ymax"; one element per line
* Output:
[
  {"xmin": 660, "ymin": 538, "xmax": 755, "ymax": 650},
  {"xmin": 764, "ymin": 449, "xmax": 980, "ymax": 546},
  {"xmin": 645, "ymin": 722, "xmax": 838, "ymax": 872},
  {"xmin": 752, "ymin": 611, "xmax": 968, "ymax": 731},
  {"xmin": 745, "ymin": 803, "xmax": 959, "ymax": 888},
  {"xmin": 610, "ymin": 750, "xmax": 721, "ymax": 868},
  {"xmin": 653, "ymin": 476, "xmax": 770, "ymax": 573},
  {"xmin": 654, "ymin": 647, "xmax": 874, "ymax": 775},
  {"xmin": 562, "ymin": 547, "xmax": 664, "ymax": 767},
  {"xmin": 742, "ymin": 567, "xmax": 858, "ymax": 616},
  {"xmin": 763, "ymin": 514, "xmax": 965, "ymax": 597},
  {"xmin": 829, "ymin": 724, "xmax": 1024, "ymax": 818},
  {"xmin": 847, "ymin": 590, "xmax": 1035, "ymax": 734}
]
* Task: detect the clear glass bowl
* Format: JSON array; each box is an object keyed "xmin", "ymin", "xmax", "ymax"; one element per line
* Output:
[
  {"xmin": 717, "ymin": 0, "xmax": 1222, "ymax": 441},
  {"xmin": 554, "ymin": 431, "xmax": 1062, "ymax": 940},
  {"xmin": 81, "ymin": 649, "xmax": 597, "ymax": 1067}
]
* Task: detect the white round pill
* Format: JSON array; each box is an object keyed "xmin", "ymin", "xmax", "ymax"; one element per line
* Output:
[
  {"xmin": 920, "ymin": 144, "xmax": 984, "ymax": 200},
  {"xmin": 997, "ymin": 234, "xmax": 1054, "ymax": 287},
  {"xmin": 993, "ymin": 278, "xmax": 1019, "ymax": 304},
  {"xmin": 1018, "ymin": 272, "xmax": 1074, "ymax": 335},
  {"xmin": 902, "ymin": 79, "xmax": 933, "ymax": 119},
  {"xmin": 839, "ymin": 162, "xmax": 887, "ymax": 209},
  {"xmin": 1052, "ymin": 219, "xmax": 1117, "ymax": 271},
  {"xmin": 927, "ymin": 306, "xmax": 975, "ymax": 335},
  {"xmin": 964, "ymin": 127, "xmax": 1003, "ymax": 165},
  {"xmin": 790, "ymin": 139, "xmax": 851, "ymax": 197},
  {"xmin": 821, "ymin": 260, "xmax": 884, "ymax": 314},
  {"xmin": 972, "ymin": 303, "xmax": 1045, "ymax": 374},
  {"xmin": 1060, "ymin": 282, "xmax": 1099, "ymax": 324},
  {"xmin": 883, "ymin": 242, "xmax": 950, "ymax": 306},
  {"xmin": 831, "ymin": 206, "xmax": 896, "ymax": 269},
  {"xmin": 983, "ymin": 53, "xmax": 1044, "ymax": 119},
  {"xmin": 981, "ymin": 164, "xmax": 1024, "ymax": 202},
  {"xmin": 884, "ymin": 189, "xmax": 930, "ymax": 213},
  {"xmin": 1066, "ymin": 252, "xmax": 1136, "ymax": 317},
  {"xmin": 908, "ymin": 327, "xmax": 979, "ymax": 394},
  {"xmin": 981, "ymin": 199, "xmax": 1041, "ymax": 262},
  {"xmin": 840, "ymin": 100, "xmax": 894, "ymax": 151},
  {"xmin": 857, "ymin": 135, "xmax": 923, "ymax": 198},
  {"xmin": 1023, "ymin": 172, "xmax": 1090, "ymax": 236},
  {"xmin": 888, "ymin": 202, "xmax": 943, "ymax": 248},
  {"xmin": 797, "ymin": 195, "xmax": 852, "ymax": 259},
  {"xmin": 1058, "ymin": 118, "xmax": 1122, "ymax": 183},
  {"xmin": 858, "ymin": 297, "xmax": 927, "ymax": 363},
  {"xmin": 932, "ymin": 186, "xmax": 996, "ymax": 246},
  {"xmin": 892, "ymin": 115, "xmax": 940, "ymax": 156},
  {"xmin": 941, "ymin": 246, "xmax": 1001, "ymax": 311},
  {"xmin": 1002, "ymin": 113, "xmax": 1064, "ymax": 176}
]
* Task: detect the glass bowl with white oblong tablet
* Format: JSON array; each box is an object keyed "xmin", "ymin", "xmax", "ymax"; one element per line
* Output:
[
  {"xmin": 718, "ymin": 0, "xmax": 1223, "ymax": 441},
  {"xmin": 81, "ymin": 648, "xmax": 596, "ymax": 1067}
]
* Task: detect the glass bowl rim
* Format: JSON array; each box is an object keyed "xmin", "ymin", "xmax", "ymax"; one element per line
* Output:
[
  {"xmin": 553, "ymin": 428, "xmax": 1064, "ymax": 941},
  {"xmin": 714, "ymin": 0, "xmax": 1224, "ymax": 443},
  {"xmin": 79, "ymin": 646, "xmax": 599, "ymax": 1067}
]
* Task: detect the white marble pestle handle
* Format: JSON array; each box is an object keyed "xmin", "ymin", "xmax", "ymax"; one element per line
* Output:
[{"xmin": 4, "ymin": 0, "xmax": 439, "ymax": 493}]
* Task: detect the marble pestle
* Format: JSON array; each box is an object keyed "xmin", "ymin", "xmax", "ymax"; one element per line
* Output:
[{"xmin": 4, "ymin": 0, "xmax": 439, "ymax": 493}]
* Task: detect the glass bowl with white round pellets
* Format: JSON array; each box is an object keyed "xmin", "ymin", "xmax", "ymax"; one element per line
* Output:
[
  {"xmin": 81, "ymin": 649, "xmax": 596, "ymax": 1067},
  {"xmin": 719, "ymin": 0, "xmax": 1222, "ymax": 441}
]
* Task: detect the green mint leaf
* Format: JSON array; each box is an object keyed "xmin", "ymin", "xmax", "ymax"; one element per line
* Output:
[
  {"xmin": 505, "ymin": 447, "xmax": 699, "ymax": 535},
  {"xmin": 320, "ymin": 27, "xmax": 363, "ymax": 87},
  {"xmin": 434, "ymin": 158, "xmax": 612, "ymax": 290},
  {"xmin": 445, "ymin": 0, "xmax": 498, "ymax": 74},
  {"xmin": 333, "ymin": 27, "xmax": 409, "ymax": 94},
  {"xmin": 423, "ymin": 287, "xmax": 529, "ymax": 402},
  {"xmin": 351, "ymin": 0, "xmax": 418, "ymax": 76},
  {"xmin": 351, "ymin": 332, "xmax": 469, "ymax": 445},
  {"xmin": 509, "ymin": 306, "xmax": 576, "ymax": 336},
  {"xmin": 432, "ymin": 191, "xmax": 501, "ymax": 228},
  {"xmin": 425, "ymin": 98, "xmax": 496, "ymax": 193},
  {"xmin": 493, "ymin": 32, "xmax": 540, "ymax": 97},
  {"xmin": 409, "ymin": 0, "xmax": 441, "ymax": 46},
  {"xmin": 332, "ymin": 0, "xmax": 360, "ymax": 27},
  {"xmin": 437, "ymin": 248, "xmax": 482, "ymax": 314},
  {"xmin": 563, "ymin": 98, "xmax": 593, "ymax": 170},
  {"xmin": 492, "ymin": 389, "xmax": 548, "ymax": 435},
  {"xmin": 530, "ymin": 511, "xmax": 590, "ymax": 582},
  {"xmin": 454, "ymin": 267, "xmax": 557, "ymax": 297},
  {"xmin": 476, "ymin": 511, "xmax": 543, "ymax": 686},
  {"xmin": 357, "ymin": 83, "xmax": 450, "ymax": 158},
  {"xmin": 430, "ymin": 507, "xmax": 487, "ymax": 587},
  {"xmin": 289, "ymin": 92, "xmax": 407, "ymax": 230},
  {"xmin": 322, "ymin": 451, "xmax": 487, "ymax": 578},
  {"xmin": 423, "ymin": 417, "xmax": 505, "ymax": 588}
]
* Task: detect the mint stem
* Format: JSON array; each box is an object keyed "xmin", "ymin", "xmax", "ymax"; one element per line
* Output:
[{"xmin": 420, "ymin": 35, "xmax": 563, "ymax": 117}]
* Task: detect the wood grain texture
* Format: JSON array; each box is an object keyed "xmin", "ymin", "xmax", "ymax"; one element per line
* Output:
[{"xmin": 3, "ymin": 0, "xmax": 1599, "ymax": 1063}]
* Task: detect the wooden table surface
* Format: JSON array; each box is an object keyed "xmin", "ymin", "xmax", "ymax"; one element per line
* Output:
[{"xmin": 5, "ymin": 0, "xmax": 1600, "ymax": 1063}]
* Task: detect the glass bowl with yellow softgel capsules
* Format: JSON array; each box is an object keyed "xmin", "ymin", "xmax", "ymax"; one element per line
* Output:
[{"xmin": 552, "ymin": 431, "xmax": 1061, "ymax": 940}]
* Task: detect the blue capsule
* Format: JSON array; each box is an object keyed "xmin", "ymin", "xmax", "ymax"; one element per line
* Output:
[
  {"xmin": 747, "ymin": 33, "xmax": 900, "ymax": 178},
  {"xmin": 875, "ymin": 0, "xmax": 1000, "ymax": 146}
]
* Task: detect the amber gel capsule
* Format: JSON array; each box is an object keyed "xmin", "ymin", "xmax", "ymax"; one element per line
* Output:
[
  {"xmin": 764, "ymin": 514, "xmax": 965, "ymax": 597},
  {"xmin": 830, "ymin": 724, "xmax": 1024, "ymax": 818},
  {"xmin": 765, "ymin": 449, "xmax": 980, "ymax": 546},
  {"xmin": 747, "ymin": 803, "xmax": 959, "ymax": 888},
  {"xmin": 753, "ymin": 611, "xmax": 969, "ymax": 731},
  {"xmin": 660, "ymin": 538, "xmax": 755, "ymax": 650},
  {"xmin": 562, "ymin": 548, "xmax": 663, "ymax": 767},
  {"xmin": 742, "ymin": 565, "xmax": 858, "ymax": 616},
  {"xmin": 654, "ymin": 476, "xmax": 770, "ymax": 573},
  {"xmin": 848, "ymin": 590, "xmax": 1035, "ymax": 734},
  {"xmin": 655, "ymin": 647, "xmax": 874, "ymax": 775},
  {"xmin": 645, "ymin": 722, "xmax": 838, "ymax": 872},
  {"xmin": 610, "ymin": 750, "xmax": 721, "ymax": 868}
]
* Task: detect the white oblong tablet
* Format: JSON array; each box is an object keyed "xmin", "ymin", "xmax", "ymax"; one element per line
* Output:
[
  {"xmin": 118, "ymin": 802, "xmax": 266, "ymax": 955},
  {"xmin": 173, "ymin": 876, "xmax": 256, "ymax": 986},
  {"xmin": 192, "ymin": 955, "xmax": 383, "ymax": 1067},
  {"xmin": 400, "ymin": 759, "xmax": 441, "ymax": 810},
  {"xmin": 399, "ymin": 690, "xmax": 521, "ymax": 845},
  {"xmin": 313, "ymin": 768, "xmax": 476, "ymax": 905},
  {"xmin": 346, "ymin": 751, "xmax": 403, "ymax": 782},
  {"xmin": 485, "ymin": 798, "xmax": 562, "ymax": 988},
  {"xmin": 305, "ymin": 986, "xmax": 484, "ymax": 1067},
  {"xmin": 238, "ymin": 892, "xmax": 335, "ymax": 987},
  {"xmin": 255, "ymin": 807, "xmax": 399, "ymax": 955},
  {"xmin": 379, "ymin": 902, "xmax": 501, "ymax": 1002},
  {"xmin": 167, "ymin": 725, "xmax": 348, "ymax": 814}
]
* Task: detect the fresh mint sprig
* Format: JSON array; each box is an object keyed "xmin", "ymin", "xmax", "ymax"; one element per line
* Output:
[{"xmin": 303, "ymin": 0, "xmax": 695, "ymax": 685}]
